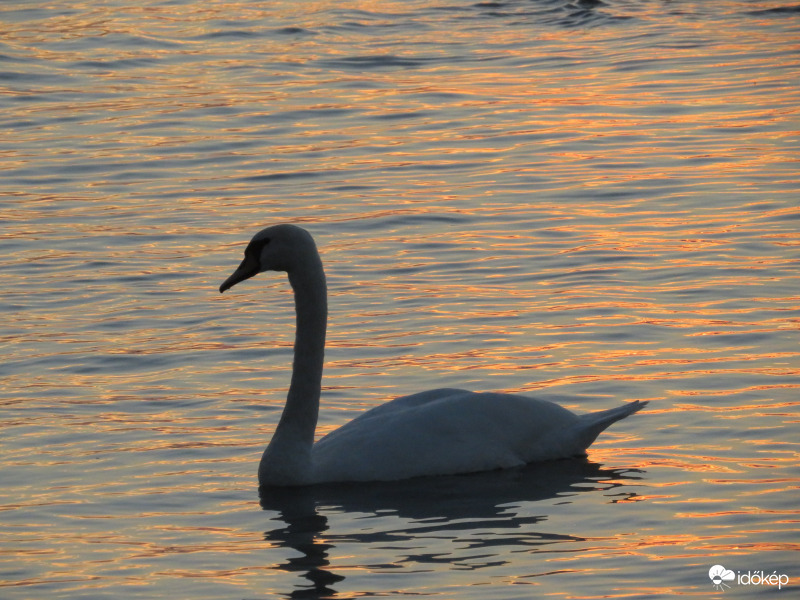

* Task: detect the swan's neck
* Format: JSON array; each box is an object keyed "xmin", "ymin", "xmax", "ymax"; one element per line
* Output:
[{"xmin": 259, "ymin": 255, "xmax": 327, "ymax": 486}]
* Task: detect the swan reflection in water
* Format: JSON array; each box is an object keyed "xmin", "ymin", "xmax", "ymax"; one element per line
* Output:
[
  {"xmin": 259, "ymin": 459, "xmax": 644, "ymax": 599},
  {"xmin": 218, "ymin": 225, "xmax": 648, "ymax": 597}
]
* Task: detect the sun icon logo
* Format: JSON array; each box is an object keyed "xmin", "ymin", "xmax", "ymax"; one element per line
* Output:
[{"xmin": 709, "ymin": 564, "xmax": 735, "ymax": 591}]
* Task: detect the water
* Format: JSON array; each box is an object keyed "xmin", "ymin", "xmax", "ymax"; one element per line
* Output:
[{"xmin": 2, "ymin": 0, "xmax": 798, "ymax": 597}]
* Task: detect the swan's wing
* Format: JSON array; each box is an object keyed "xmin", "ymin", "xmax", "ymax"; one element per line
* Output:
[{"xmin": 311, "ymin": 390, "xmax": 589, "ymax": 483}]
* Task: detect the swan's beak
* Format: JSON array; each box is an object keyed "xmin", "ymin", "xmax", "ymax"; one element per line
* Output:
[{"xmin": 219, "ymin": 255, "xmax": 260, "ymax": 293}]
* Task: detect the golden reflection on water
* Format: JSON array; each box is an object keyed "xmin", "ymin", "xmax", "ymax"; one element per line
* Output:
[{"xmin": 3, "ymin": 0, "xmax": 799, "ymax": 598}]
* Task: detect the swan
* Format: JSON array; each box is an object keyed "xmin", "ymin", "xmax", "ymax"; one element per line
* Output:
[{"xmin": 220, "ymin": 224, "xmax": 647, "ymax": 487}]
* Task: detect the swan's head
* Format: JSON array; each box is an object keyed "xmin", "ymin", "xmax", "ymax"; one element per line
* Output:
[{"xmin": 219, "ymin": 224, "xmax": 318, "ymax": 293}]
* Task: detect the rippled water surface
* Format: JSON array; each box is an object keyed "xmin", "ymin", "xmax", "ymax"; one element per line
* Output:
[{"xmin": 2, "ymin": 0, "xmax": 799, "ymax": 598}]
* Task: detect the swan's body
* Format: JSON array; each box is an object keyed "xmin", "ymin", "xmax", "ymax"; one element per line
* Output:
[{"xmin": 220, "ymin": 224, "xmax": 646, "ymax": 487}]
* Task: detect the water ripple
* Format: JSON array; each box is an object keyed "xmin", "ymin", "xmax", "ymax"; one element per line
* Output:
[{"xmin": 1, "ymin": 0, "xmax": 798, "ymax": 598}]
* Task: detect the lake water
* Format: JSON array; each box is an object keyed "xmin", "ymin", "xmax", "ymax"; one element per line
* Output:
[{"xmin": 2, "ymin": 0, "xmax": 798, "ymax": 598}]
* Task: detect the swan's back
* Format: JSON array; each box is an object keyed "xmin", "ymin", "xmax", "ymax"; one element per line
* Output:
[{"xmin": 311, "ymin": 389, "xmax": 646, "ymax": 483}]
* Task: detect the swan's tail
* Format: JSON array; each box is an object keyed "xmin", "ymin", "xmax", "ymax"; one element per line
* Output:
[{"xmin": 575, "ymin": 400, "xmax": 648, "ymax": 450}]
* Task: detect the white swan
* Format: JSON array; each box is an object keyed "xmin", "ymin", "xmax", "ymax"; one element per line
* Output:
[{"xmin": 220, "ymin": 224, "xmax": 647, "ymax": 487}]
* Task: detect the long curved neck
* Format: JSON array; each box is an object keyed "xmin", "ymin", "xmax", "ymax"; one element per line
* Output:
[
  {"xmin": 259, "ymin": 252, "xmax": 327, "ymax": 486},
  {"xmin": 284, "ymin": 261, "xmax": 327, "ymax": 442}
]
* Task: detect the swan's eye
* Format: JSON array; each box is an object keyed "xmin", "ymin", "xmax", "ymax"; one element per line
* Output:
[{"xmin": 245, "ymin": 237, "xmax": 271, "ymax": 258}]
